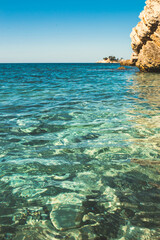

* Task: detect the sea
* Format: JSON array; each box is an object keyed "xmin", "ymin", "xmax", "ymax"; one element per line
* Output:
[{"xmin": 0, "ymin": 63, "xmax": 160, "ymax": 240}]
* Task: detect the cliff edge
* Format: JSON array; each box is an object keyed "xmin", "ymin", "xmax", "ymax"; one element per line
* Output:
[{"xmin": 130, "ymin": 0, "xmax": 160, "ymax": 72}]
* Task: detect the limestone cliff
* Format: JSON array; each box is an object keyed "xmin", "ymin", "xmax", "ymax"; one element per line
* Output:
[{"xmin": 130, "ymin": 0, "xmax": 160, "ymax": 72}]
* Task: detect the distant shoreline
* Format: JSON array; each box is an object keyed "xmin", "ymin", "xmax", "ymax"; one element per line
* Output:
[{"xmin": 96, "ymin": 60, "xmax": 119, "ymax": 64}]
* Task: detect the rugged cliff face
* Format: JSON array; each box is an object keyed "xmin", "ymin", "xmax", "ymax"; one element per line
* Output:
[{"xmin": 130, "ymin": 0, "xmax": 160, "ymax": 72}]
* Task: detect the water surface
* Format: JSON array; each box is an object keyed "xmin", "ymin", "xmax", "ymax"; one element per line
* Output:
[{"xmin": 0, "ymin": 63, "xmax": 160, "ymax": 239}]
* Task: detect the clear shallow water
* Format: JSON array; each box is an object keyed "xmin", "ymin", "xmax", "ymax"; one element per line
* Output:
[{"xmin": 0, "ymin": 63, "xmax": 160, "ymax": 240}]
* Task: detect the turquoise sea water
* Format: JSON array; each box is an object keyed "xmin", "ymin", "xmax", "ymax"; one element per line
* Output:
[{"xmin": 0, "ymin": 63, "xmax": 160, "ymax": 240}]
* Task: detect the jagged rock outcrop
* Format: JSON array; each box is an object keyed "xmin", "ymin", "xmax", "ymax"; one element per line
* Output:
[
  {"xmin": 119, "ymin": 59, "xmax": 135, "ymax": 66},
  {"xmin": 130, "ymin": 0, "xmax": 160, "ymax": 72}
]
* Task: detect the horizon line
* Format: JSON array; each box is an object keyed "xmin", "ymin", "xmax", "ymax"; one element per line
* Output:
[{"xmin": 0, "ymin": 62, "xmax": 121, "ymax": 64}]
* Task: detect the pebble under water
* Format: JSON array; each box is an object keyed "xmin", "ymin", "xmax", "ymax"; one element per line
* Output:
[{"xmin": 0, "ymin": 63, "xmax": 160, "ymax": 240}]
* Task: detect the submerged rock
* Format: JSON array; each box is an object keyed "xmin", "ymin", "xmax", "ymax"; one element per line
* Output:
[
  {"xmin": 49, "ymin": 193, "xmax": 85, "ymax": 231},
  {"xmin": 130, "ymin": 0, "xmax": 160, "ymax": 72},
  {"xmin": 117, "ymin": 66, "xmax": 126, "ymax": 70},
  {"xmin": 50, "ymin": 204, "xmax": 82, "ymax": 230}
]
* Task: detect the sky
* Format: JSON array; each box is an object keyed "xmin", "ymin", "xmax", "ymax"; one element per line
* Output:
[{"xmin": 0, "ymin": 0, "xmax": 145, "ymax": 63}]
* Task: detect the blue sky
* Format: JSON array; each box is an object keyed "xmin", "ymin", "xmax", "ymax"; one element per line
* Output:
[{"xmin": 0, "ymin": 0, "xmax": 144, "ymax": 63}]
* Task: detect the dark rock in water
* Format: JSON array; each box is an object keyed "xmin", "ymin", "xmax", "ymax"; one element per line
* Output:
[
  {"xmin": 117, "ymin": 67, "xmax": 126, "ymax": 70},
  {"xmin": 130, "ymin": 0, "xmax": 160, "ymax": 72}
]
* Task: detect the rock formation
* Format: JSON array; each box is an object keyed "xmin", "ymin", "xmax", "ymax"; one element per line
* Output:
[
  {"xmin": 119, "ymin": 59, "xmax": 134, "ymax": 66},
  {"xmin": 130, "ymin": 0, "xmax": 160, "ymax": 72}
]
